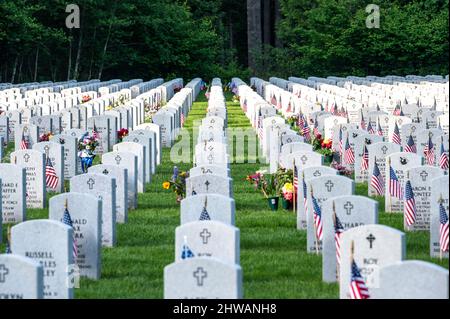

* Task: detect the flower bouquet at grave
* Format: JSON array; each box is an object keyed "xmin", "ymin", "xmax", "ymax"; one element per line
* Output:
[
  {"xmin": 232, "ymin": 95, "xmax": 240, "ymax": 103},
  {"xmin": 144, "ymin": 101, "xmax": 161, "ymax": 122},
  {"xmin": 281, "ymin": 182, "xmax": 294, "ymax": 210},
  {"xmin": 163, "ymin": 166, "xmax": 189, "ymax": 203},
  {"xmin": 117, "ymin": 128, "xmax": 129, "ymax": 143},
  {"xmin": 286, "ymin": 115, "xmax": 299, "ymax": 129},
  {"xmin": 39, "ymin": 132, "xmax": 53, "ymax": 142},
  {"xmin": 82, "ymin": 95, "xmax": 92, "ymax": 103},
  {"xmin": 78, "ymin": 132, "xmax": 99, "ymax": 173},
  {"xmin": 331, "ymin": 161, "xmax": 353, "ymax": 177},
  {"xmin": 257, "ymin": 172, "xmax": 282, "ymax": 211}
]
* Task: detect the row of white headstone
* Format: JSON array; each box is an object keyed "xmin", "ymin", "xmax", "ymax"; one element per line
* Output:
[
  {"xmin": 232, "ymin": 77, "xmax": 449, "ymax": 299},
  {"xmin": 164, "ymin": 78, "xmax": 243, "ymax": 299},
  {"xmin": 0, "ymin": 77, "xmax": 202, "ymax": 299}
]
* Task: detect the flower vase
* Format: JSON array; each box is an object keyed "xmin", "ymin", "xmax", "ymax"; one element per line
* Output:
[
  {"xmin": 268, "ymin": 197, "xmax": 279, "ymax": 211},
  {"xmin": 282, "ymin": 198, "xmax": 293, "ymax": 210}
]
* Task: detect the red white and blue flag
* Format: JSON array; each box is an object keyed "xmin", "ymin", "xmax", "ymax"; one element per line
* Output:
[
  {"xmin": 404, "ymin": 134, "xmax": 416, "ymax": 153},
  {"xmin": 63, "ymin": 203, "xmax": 79, "ymax": 259},
  {"xmin": 370, "ymin": 160, "xmax": 384, "ymax": 196},
  {"xmin": 311, "ymin": 193, "xmax": 323, "ymax": 241},
  {"xmin": 391, "ymin": 122, "xmax": 401, "ymax": 145},
  {"xmin": 334, "ymin": 213, "xmax": 344, "ymax": 266},
  {"xmin": 404, "ymin": 180, "xmax": 416, "ymax": 227},
  {"xmin": 367, "ymin": 121, "xmax": 374, "ymax": 135},
  {"xmin": 344, "ymin": 135, "xmax": 355, "ymax": 165},
  {"xmin": 349, "ymin": 260, "xmax": 370, "ymax": 299},
  {"xmin": 439, "ymin": 141, "xmax": 448, "ymax": 170},
  {"xmin": 361, "ymin": 144, "xmax": 369, "ymax": 171},
  {"xmin": 424, "ymin": 135, "xmax": 435, "ymax": 166},
  {"xmin": 388, "ymin": 165, "xmax": 403, "ymax": 199},
  {"xmin": 45, "ymin": 156, "xmax": 59, "ymax": 190},
  {"xmin": 439, "ymin": 200, "xmax": 449, "ymax": 252}
]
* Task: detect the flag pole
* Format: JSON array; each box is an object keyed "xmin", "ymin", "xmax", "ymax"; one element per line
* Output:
[
  {"xmin": 387, "ymin": 157, "xmax": 392, "ymax": 212},
  {"xmin": 332, "ymin": 201, "xmax": 340, "ymax": 282},
  {"xmin": 439, "ymin": 194, "xmax": 443, "ymax": 261},
  {"xmin": 311, "ymin": 185, "xmax": 319, "ymax": 255},
  {"xmin": 293, "ymin": 159, "xmax": 296, "ymax": 212}
]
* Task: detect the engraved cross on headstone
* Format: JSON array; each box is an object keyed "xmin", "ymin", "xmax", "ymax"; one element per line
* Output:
[
  {"xmin": 344, "ymin": 201, "xmax": 354, "ymax": 215},
  {"xmin": 205, "ymin": 180, "xmax": 210, "ymax": 191},
  {"xmin": 115, "ymin": 155, "xmax": 122, "ymax": 165},
  {"xmin": 381, "ymin": 145, "xmax": 388, "ymax": 155},
  {"xmin": 0, "ymin": 264, "xmax": 9, "ymax": 283},
  {"xmin": 420, "ymin": 171, "xmax": 428, "ymax": 182},
  {"xmin": 87, "ymin": 178, "xmax": 95, "ymax": 190},
  {"xmin": 325, "ymin": 180, "xmax": 334, "ymax": 192},
  {"xmin": 200, "ymin": 229, "xmax": 211, "ymax": 244},
  {"xmin": 193, "ymin": 267, "xmax": 207, "ymax": 286},
  {"xmin": 367, "ymin": 234, "xmax": 376, "ymax": 249},
  {"xmin": 23, "ymin": 154, "xmax": 30, "ymax": 163},
  {"xmin": 313, "ymin": 170, "xmax": 322, "ymax": 177}
]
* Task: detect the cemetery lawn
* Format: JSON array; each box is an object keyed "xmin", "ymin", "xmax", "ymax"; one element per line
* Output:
[{"xmin": 1, "ymin": 91, "xmax": 447, "ymax": 299}]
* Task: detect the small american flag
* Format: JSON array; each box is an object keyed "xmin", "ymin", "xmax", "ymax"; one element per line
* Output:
[
  {"xmin": 271, "ymin": 95, "xmax": 277, "ymax": 106},
  {"xmin": 181, "ymin": 236, "xmax": 195, "ymax": 260},
  {"xmin": 298, "ymin": 113, "xmax": 305, "ymax": 129},
  {"xmin": 302, "ymin": 121, "xmax": 311, "ymax": 142},
  {"xmin": 349, "ymin": 260, "xmax": 370, "ymax": 299},
  {"xmin": 360, "ymin": 111, "xmax": 366, "ymax": 130},
  {"xmin": 286, "ymin": 100, "xmax": 292, "ymax": 113},
  {"xmin": 370, "ymin": 160, "xmax": 384, "ymax": 196},
  {"xmin": 404, "ymin": 180, "xmax": 416, "ymax": 227},
  {"xmin": 302, "ymin": 177, "xmax": 309, "ymax": 217},
  {"xmin": 439, "ymin": 141, "xmax": 448, "ymax": 170},
  {"xmin": 199, "ymin": 206, "xmax": 211, "ymax": 221},
  {"xmin": 361, "ymin": 144, "xmax": 369, "ymax": 171},
  {"xmin": 388, "ymin": 165, "xmax": 403, "ymax": 199},
  {"xmin": 258, "ymin": 115, "xmax": 264, "ymax": 141},
  {"xmin": 376, "ymin": 119, "xmax": 383, "ymax": 137},
  {"xmin": 334, "ymin": 212, "xmax": 344, "ymax": 266},
  {"xmin": 344, "ymin": 135, "xmax": 355, "ymax": 165},
  {"xmin": 391, "ymin": 122, "xmax": 401, "ymax": 145},
  {"xmin": 20, "ymin": 133, "xmax": 29, "ymax": 150},
  {"xmin": 63, "ymin": 203, "xmax": 79, "ymax": 259},
  {"xmin": 243, "ymin": 99, "xmax": 248, "ymax": 113},
  {"xmin": 404, "ymin": 134, "xmax": 417, "ymax": 153},
  {"xmin": 313, "ymin": 119, "xmax": 320, "ymax": 138},
  {"xmin": 92, "ymin": 122, "xmax": 99, "ymax": 140},
  {"xmin": 439, "ymin": 199, "xmax": 449, "ymax": 253},
  {"xmin": 329, "ymin": 102, "xmax": 336, "ymax": 115},
  {"xmin": 367, "ymin": 121, "xmax": 374, "ymax": 135},
  {"xmin": 393, "ymin": 104, "xmax": 401, "ymax": 116},
  {"xmin": 293, "ymin": 165, "xmax": 299, "ymax": 192},
  {"xmin": 45, "ymin": 156, "xmax": 59, "ymax": 190},
  {"xmin": 424, "ymin": 135, "xmax": 435, "ymax": 165},
  {"xmin": 311, "ymin": 192, "xmax": 323, "ymax": 241},
  {"xmin": 338, "ymin": 127, "xmax": 343, "ymax": 158}
]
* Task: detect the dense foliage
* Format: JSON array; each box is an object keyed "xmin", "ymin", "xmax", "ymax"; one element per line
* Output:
[
  {"xmin": 260, "ymin": 0, "xmax": 449, "ymax": 78},
  {"xmin": 0, "ymin": 0, "xmax": 448, "ymax": 83}
]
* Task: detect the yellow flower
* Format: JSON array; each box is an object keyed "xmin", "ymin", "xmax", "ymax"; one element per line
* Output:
[
  {"xmin": 162, "ymin": 182, "xmax": 171, "ymax": 190},
  {"xmin": 106, "ymin": 105, "xmax": 113, "ymax": 111},
  {"xmin": 283, "ymin": 183, "xmax": 294, "ymax": 192}
]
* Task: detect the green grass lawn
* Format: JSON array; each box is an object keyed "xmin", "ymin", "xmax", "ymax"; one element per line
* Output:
[{"xmin": 1, "ymin": 91, "xmax": 447, "ymax": 299}]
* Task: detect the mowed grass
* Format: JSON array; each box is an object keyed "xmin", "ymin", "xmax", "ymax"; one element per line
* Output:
[{"xmin": 1, "ymin": 91, "xmax": 447, "ymax": 299}]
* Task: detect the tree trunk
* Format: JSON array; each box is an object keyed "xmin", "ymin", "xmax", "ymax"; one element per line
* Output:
[
  {"xmin": 88, "ymin": 27, "xmax": 97, "ymax": 80},
  {"xmin": 247, "ymin": 0, "xmax": 262, "ymax": 71},
  {"xmin": 73, "ymin": 8, "xmax": 85, "ymax": 80},
  {"xmin": 18, "ymin": 56, "xmax": 24, "ymax": 83},
  {"xmin": 98, "ymin": 0, "xmax": 118, "ymax": 80},
  {"xmin": 33, "ymin": 46, "xmax": 40, "ymax": 82},
  {"xmin": 11, "ymin": 55, "xmax": 19, "ymax": 83},
  {"xmin": 98, "ymin": 21, "xmax": 113, "ymax": 80}
]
